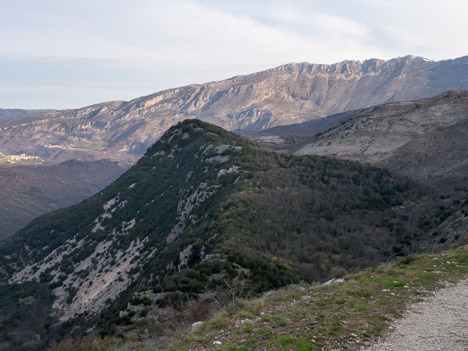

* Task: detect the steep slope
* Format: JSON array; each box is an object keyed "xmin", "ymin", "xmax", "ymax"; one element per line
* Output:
[
  {"xmin": 0, "ymin": 120, "xmax": 456, "ymax": 349},
  {"xmin": 293, "ymin": 90, "xmax": 468, "ymax": 181},
  {"xmin": 0, "ymin": 160, "xmax": 126, "ymax": 239},
  {"xmin": 1, "ymin": 55, "xmax": 467, "ymax": 164}
]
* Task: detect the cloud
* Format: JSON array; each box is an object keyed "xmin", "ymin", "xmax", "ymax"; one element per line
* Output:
[
  {"xmin": 374, "ymin": 0, "xmax": 468, "ymax": 59},
  {"xmin": 0, "ymin": 0, "xmax": 466, "ymax": 108}
]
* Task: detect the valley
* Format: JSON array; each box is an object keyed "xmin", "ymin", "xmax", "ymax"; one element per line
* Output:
[
  {"xmin": 3, "ymin": 0, "xmax": 468, "ymax": 348},
  {"xmin": 0, "ymin": 160, "xmax": 126, "ymax": 239}
]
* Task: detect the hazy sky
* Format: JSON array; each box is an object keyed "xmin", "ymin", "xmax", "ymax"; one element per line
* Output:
[{"xmin": 1, "ymin": 0, "xmax": 467, "ymax": 109}]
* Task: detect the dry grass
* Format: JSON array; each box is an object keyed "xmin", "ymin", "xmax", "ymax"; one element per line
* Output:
[{"xmin": 162, "ymin": 245, "xmax": 468, "ymax": 351}]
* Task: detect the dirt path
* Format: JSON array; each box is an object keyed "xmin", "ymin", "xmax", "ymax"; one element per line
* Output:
[{"xmin": 362, "ymin": 279, "xmax": 468, "ymax": 351}]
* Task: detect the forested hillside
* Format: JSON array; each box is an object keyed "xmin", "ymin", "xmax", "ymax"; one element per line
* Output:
[{"xmin": 0, "ymin": 120, "xmax": 463, "ymax": 350}]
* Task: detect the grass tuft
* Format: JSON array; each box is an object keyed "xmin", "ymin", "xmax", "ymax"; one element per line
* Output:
[{"xmin": 161, "ymin": 245, "xmax": 468, "ymax": 351}]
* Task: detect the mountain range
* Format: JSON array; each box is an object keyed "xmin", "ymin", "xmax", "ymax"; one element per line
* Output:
[
  {"xmin": 1, "ymin": 55, "xmax": 467, "ymax": 165},
  {"xmin": 2, "ymin": 56, "xmax": 466, "ymax": 243},
  {"xmin": 0, "ymin": 55, "xmax": 467, "ymax": 350}
]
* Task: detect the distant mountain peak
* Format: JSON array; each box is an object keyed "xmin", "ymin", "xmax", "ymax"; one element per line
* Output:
[
  {"xmin": 1, "ymin": 55, "xmax": 468, "ymax": 165},
  {"xmin": 272, "ymin": 55, "xmax": 437, "ymax": 75}
]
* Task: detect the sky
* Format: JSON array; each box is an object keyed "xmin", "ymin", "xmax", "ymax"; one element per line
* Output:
[{"xmin": 1, "ymin": 0, "xmax": 467, "ymax": 109}]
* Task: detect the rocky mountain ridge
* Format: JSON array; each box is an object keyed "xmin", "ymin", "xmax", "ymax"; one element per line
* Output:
[{"xmin": 1, "ymin": 55, "xmax": 467, "ymax": 164}]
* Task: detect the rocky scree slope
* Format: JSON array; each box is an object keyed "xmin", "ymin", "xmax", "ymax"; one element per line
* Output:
[
  {"xmin": 0, "ymin": 120, "xmax": 459, "ymax": 349},
  {"xmin": 1, "ymin": 55, "xmax": 468, "ymax": 164},
  {"xmin": 293, "ymin": 90, "xmax": 468, "ymax": 181}
]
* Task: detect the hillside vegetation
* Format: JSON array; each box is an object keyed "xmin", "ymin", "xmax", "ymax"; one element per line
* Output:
[
  {"xmin": 57, "ymin": 246, "xmax": 468, "ymax": 351},
  {"xmin": 0, "ymin": 120, "xmax": 464, "ymax": 350},
  {"xmin": 162, "ymin": 245, "xmax": 468, "ymax": 351}
]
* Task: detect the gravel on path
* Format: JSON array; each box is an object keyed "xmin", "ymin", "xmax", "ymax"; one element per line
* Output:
[{"xmin": 361, "ymin": 279, "xmax": 468, "ymax": 351}]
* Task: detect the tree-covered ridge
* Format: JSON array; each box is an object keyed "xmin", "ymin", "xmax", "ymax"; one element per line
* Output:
[
  {"xmin": 0, "ymin": 120, "xmax": 247, "ymax": 274},
  {"xmin": 202, "ymin": 155, "xmax": 428, "ymax": 281},
  {"xmin": 0, "ymin": 119, "xmax": 457, "ymax": 350}
]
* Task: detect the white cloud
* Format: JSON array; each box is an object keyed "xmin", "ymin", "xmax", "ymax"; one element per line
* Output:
[
  {"xmin": 375, "ymin": 0, "xmax": 468, "ymax": 59},
  {"xmin": 0, "ymin": 0, "xmax": 466, "ymax": 108}
]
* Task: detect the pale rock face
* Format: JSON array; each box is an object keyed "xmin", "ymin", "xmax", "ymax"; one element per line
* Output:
[
  {"xmin": 218, "ymin": 165, "xmax": 240, "ymax": 178},
  {"xmin": 178, "ymin": 245, "xmax": 193, "ymax": 271},
  {"xmin": 8, "ymin": 194, "xmax": 154, "ymax": 322},
  {"xmin": 166, "ymin": 182, "xmax": 221, "ymax": 243},
  {"xmin": 294, "ymin": 91, "xmax": 468, "ymax": 179},
  {"xmin": 0, "ymin": 55, "xmax": 467, "ymax": 165}
]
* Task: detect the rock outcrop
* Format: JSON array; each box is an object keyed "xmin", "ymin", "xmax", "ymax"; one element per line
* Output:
[{"xmin": 294, "ymin": 90, "xmax": 468, "ymax": 180}]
